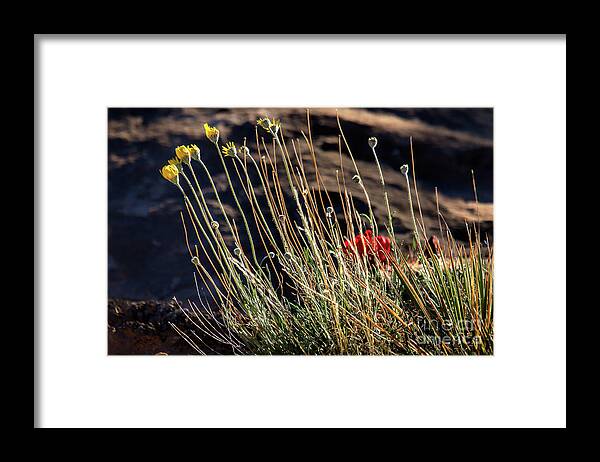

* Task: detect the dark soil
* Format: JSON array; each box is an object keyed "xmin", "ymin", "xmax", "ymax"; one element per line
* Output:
[{"xmin": 108, "ymin": 299, "xmax": 234, "ymax": 355}]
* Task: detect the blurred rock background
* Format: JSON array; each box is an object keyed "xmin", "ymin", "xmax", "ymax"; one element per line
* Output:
[{"xmin": 108, "ymin": 107, "xmax": 493, "ymax": 306}]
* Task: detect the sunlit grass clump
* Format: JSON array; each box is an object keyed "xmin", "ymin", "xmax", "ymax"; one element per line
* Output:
[{"xmin": 159, "ymin": 111, "xmax": 493, "ymax": 355}]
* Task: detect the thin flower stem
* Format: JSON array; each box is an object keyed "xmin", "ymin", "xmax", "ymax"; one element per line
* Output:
[
  {"xmin": 336, "ymin": 112, "xmax": 378, "ymax": 235},
  {"xmin": 371, "ymin": 145, "xmax": 396, "ymax": 242},
  {"xmin": 213, "ymin": 142, "xmax": 259, "ymax": 267},
  {"xmin": 410, "ymin": 137, "xmax": 427, "ymax": 239},
  {"xmin": 403, "ymin": 171, "xmax": 424, "ymax": 256}
]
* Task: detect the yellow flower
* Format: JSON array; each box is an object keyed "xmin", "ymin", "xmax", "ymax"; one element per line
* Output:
[
  {"xmin": 175, "ymin": 145, "xmax": 192, "ymax": 164},
  {"xmin": 160, "ymin": 164, "xmax": 180, "ymax": 184},
  {"xmin": 204, "ymin": 123, "xmax": 220, "ymax": 144},
  {"xmin": 167, "ymin": 157, "xmax": 183, "ymax": 172},
  {"xmin": 257, "ymin": 117, "xmax": 280, "ymax": 135},
  {"xmin": 221, "ymin": 141, "xmax": 237, "ymax": 157},
  {"xmin": 188, "ymin": 144, "xmax": 201, "ymax": 161},
  {"xmin": 257, "ymin": 117, "xmax": 271, "ymax": 131}
]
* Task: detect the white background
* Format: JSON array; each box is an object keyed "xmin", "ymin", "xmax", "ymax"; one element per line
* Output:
[{"xmin": 36, "ymin": 35, "xmax": 566, "ymax": 428}]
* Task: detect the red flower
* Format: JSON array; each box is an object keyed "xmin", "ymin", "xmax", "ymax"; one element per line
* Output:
[{"xmin": 343, "ymin": 229, "xmax": 392, "ymax": 264}]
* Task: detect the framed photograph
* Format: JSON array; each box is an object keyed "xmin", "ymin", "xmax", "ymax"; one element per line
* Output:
[
  {"xmin": 35, "ymin": 34, "xmax": 566, "ymax": 428},
  {"xmin": 108, "ymin": 106, "xmax": 494, "ymax": 356}
]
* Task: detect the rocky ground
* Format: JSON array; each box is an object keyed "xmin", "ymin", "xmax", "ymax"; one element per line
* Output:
[
  {"xmin": 108, "ymin": 299, "xmax": 194, "ymax": 355},
  {"xmin": 108, "ymin": 299, "xmax": 235, "ymax": 355},
  {"xmin": 108, "ymin": 107, "xmax": 493, "ymax": 354}
]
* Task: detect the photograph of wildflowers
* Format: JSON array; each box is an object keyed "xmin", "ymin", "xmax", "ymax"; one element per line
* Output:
[{"xmin": 108, "ymin": 108, "xmax": 493, "ymax": 355}]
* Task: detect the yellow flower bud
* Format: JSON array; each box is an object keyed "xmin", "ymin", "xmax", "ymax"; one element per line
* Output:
[
  {"xmin": 175, "ymin": 145, "xmax": 192, "ymax": 164},
  {"xmin": 257, "ymin": 117, "xmax": 271, "ymax": 131},
  {"xmin": 167, "ymin": 157, "xmax": 183, "ymax": 172},
  {"xmin": 160, "ymin": 164, "xmax": 179, "ymax": 184},
  {"xmin": 188, "ymin": 144, "xmax": 201, "ymax": 161},
  {"xmin": 257, "ymin": 117, "xmax": 281, "ymax": 136},
  {"xmin": 221, "ymin": 141, "xmax": 237, "ymax": 157},
  {"xmin": 270, "ymin": 118, "xmax": 281, "ymax": 135},
  {"xmin": 204, "ymin": 123, "xmax": 220, "ymax": 144}
]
